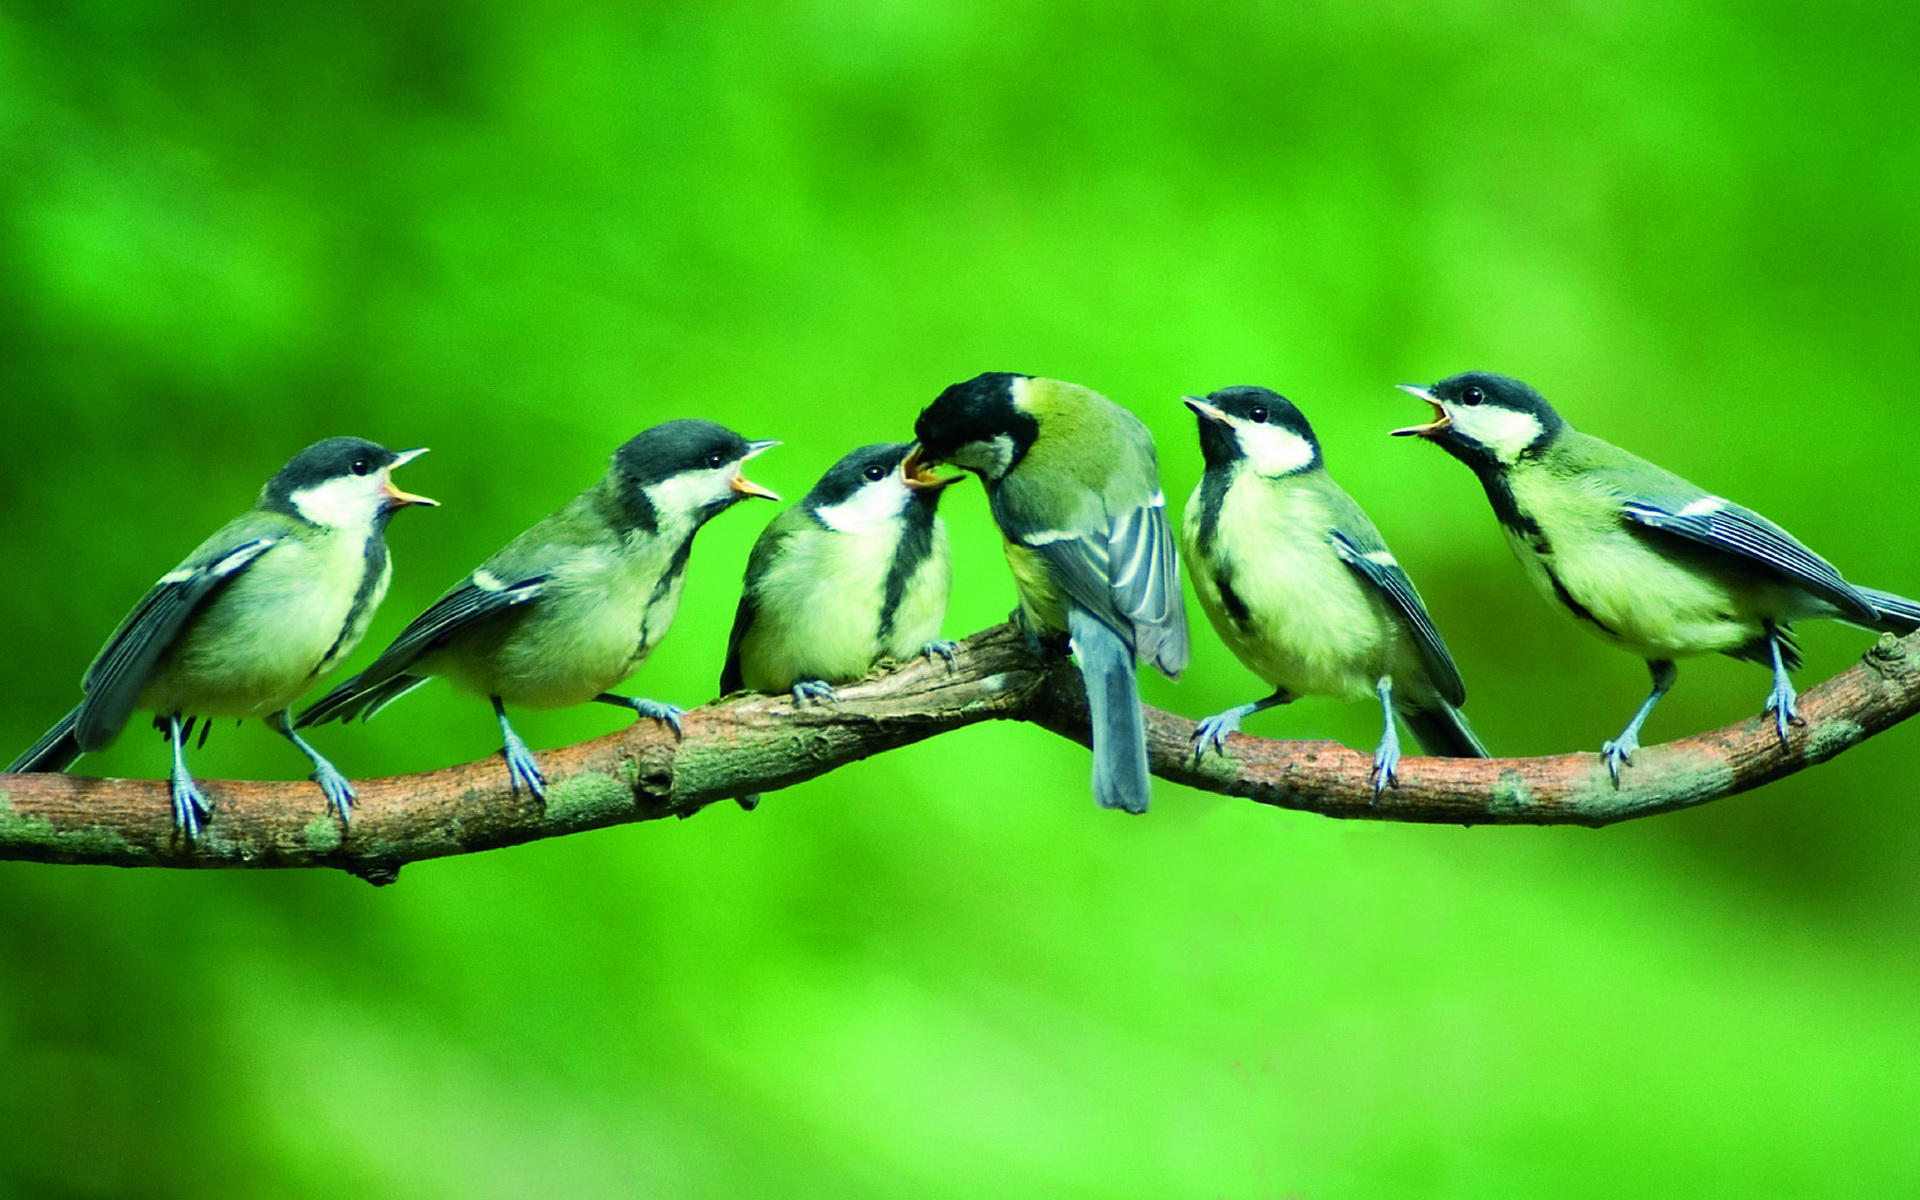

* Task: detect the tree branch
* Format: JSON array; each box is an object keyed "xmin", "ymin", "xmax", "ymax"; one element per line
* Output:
[{"xmin": 5, "ymin": 624, "xmax": 1918, "ymax": 882}]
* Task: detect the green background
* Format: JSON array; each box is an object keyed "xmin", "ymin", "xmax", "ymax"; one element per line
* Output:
[{"xmin": 4, "ymin": 1, "xmax": 1920, "ymax": 1195}]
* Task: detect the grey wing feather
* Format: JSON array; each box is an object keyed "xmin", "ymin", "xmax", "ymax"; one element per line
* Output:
[
  {"xmin": 1621, "ymin": 497, "xmax": 1876, "ymax": 622},
  {"xmin": 718, "ymin": 592, "xmax": 755, "ymax": 695},
  {"xmin": 1022, "ymin": 500, "xmax": 1188, "ymax": 678},
  {"xmin": 297, "ymin": 573, "xmax": 547, "ymax": 726},
  {"xmin": 74, "ymin": 537, "xmax": 278, "ymax": 750},
  {"xmin": 1329, "ymin": 528, "xmax": 1467, "ymax": 707}
]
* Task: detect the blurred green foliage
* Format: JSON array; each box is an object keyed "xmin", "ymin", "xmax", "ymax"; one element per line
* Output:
[{"xmin": 4, "ymin": 0, "xmax": 1920, "ymax": 1194}]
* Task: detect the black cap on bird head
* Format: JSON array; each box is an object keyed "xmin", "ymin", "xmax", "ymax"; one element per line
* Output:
[
  {"xmin": 611, "ymin": 418, "xmax": 780, "ymax": 526},
  {"xmin": 1183, "ymin": 386, "xmax": 1323, "ymax": 477},
  {"xmin": 911, "ymin": 372, "xmax": 1039, "ymax": 478},
  {"xmin": 263, "ymin": 436, "xmax": 437, "ymax": 522}
]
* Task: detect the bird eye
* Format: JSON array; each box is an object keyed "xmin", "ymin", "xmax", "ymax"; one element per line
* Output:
[
  {"xmin": 350, "ymin": 458, "xmax": 371, "ymax": 476},
  {"xmin": 1247, "ymin": 406, "xmax": 1268, "ymax": 423},
  {"xmin": 1460, "ymin": 386, "xmax": 1485, "ymax": 406},
  {"xmin": 863, "ymin": 464, "xmax": 888, "ymax": 482},
  {"xmin": 705, "ymin": 452, "xmax": 726, "ymax": 469}
]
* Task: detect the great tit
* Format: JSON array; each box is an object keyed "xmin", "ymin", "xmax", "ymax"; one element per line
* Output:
[
  {"xmin": 298, "ymin": 419, "xmax": 778, "ymax": 799},
  {"xmin": 908, "ymin": 372, "xmax": 1188, "ymax": 814},
  {"xmin": 7, "ymin": 438, "xmax": 437, "ymax": 834},
  {"xmin": 721, "ymin": 441, "xmax": 960, "ymax": 705},
  {"xmin": 1393, "ymin": 371, "xmax": 1920, "ymax": 779},
  {"xmin": 1182, "ymin": 387, "xmax": 1487, "ymax": 790}
]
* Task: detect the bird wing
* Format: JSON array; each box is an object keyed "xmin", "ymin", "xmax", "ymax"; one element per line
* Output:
[
  {"xmin": 1620, "ymin": 494, "xmax": 1876, "ymax": 622},
  {"xmin": 297, "ymin": 570, "xmax": 548, "ymax": 725},
  {"xmin": 998, "ymin": 490, "xmax": 1188, "ymax": 676},
  {"xmin": 1329, "ymin": 527, "xmax": 1467, "ymax": 707},
  {"xmin": 74, "ymin": 534, "xmax": 281, "ymax": 749}
]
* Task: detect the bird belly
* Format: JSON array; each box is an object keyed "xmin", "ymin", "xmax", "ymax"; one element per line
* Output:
[
  {"xmin": 142, "ymin": 537, "xmax": 368, "ymax": 719},
  {"xmin": 880, "ymin": 535, "xmax": 952, "ymax": 661},
  {"xmin": 1002, "ymin": 540, "xmax": 1069, "ymax": 633},
  {"xmin": 1187, "ymin": 489, "xmax": 1395, "ymax": 702},
  {"xmin": 1506, "ymin": 491, "xmax": 1788, "ymax": 660},
  {"xmin": 738, "ymin": 533, "xmax": 895, "ymax": 691},
  {"xmin": 442, "ymin": 546, "xmax": 684, "ymax": 709}
]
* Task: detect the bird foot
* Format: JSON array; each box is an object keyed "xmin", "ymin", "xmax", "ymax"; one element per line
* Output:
[
  {"xmin": 170, "ymin": 774, "xmax": 210, "ymax": 838},
  {"xmin": 1191, "ymin": 712, "xmax": 1242, "ymax": 758},
  {"xmin": 1600, "ymin": 735, "xmax": 1639, "ymax": 787},
  {"xmin": 630, "ymin": 698, "xmax": 686, "ymax": 739},
  {"xmin": 501, "ymin": 733, "xmax": 547, "ymax": 801},
  {"xmin": 1763, "ymin": 682, "xmax": 1802, "ymax": 746},
  {"xmin": 921, "ymin": 640, "xmax": 960, "ymax": 668},
  {"xmin": 791, "ymin": 679, "xmax": 838, "ymax": 706},
  {"xmin": 1370, "ymin": 745, "xmax": 1401, "ymax": 799},
  {"xmin": 310, "ymin": 760, "xmax": 358, "ymax": 822}
]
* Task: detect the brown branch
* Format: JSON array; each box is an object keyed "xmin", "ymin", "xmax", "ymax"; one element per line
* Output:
[{"xmin": 4, "ymin": 624, "xmax": 1918, "ymax": 882}]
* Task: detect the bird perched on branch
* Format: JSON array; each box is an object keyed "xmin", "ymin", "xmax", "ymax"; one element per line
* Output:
[
  {"xmin": 722, "ymin": 441, "xmax": 960, "ymax": 705},
  {"xmin": 1394, "ymin": 370, "xmax": 1920, "ymax": 779},
  {"xmin": 1182, "ymin": 387, "xmax": 1486, "ymax": 790},
  {"xmin": 909, "ymin": 372, "xmax": 1188, "ymax": 814},
  {"xmin": 8, "ymin": 438, "xmax": 437, "ymax": 833},
  {"xmin": 299, "ymin": 419, "xmax": 778, "ymax": 800}
]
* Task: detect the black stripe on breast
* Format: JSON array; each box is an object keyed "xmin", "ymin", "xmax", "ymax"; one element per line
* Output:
[
  {"xmin": 1543, "ymin": 562, "xmax": 1617, "ymax": 638},
  {"xmin": 637, "ymin": 536, "xmax": 694, "ymax": 648},
  {"xmin": 1194, "ymin": 467, "xmax": 1231, "ymax": 557},
  {"xmin": 317, "ymin": 530, "xmax": 391, "ymax": 676},
  {"xmin": 878, "ymin": 498, "xmax": 939, "ymax": 645}
]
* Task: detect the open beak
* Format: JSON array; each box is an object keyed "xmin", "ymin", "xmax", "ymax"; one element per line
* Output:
[
  {"xmin": 730, "ymin": 440, "xmax": 781, "ymax": 500},
  {"xmin": 383, "ymin": 448, "xmax": 439, "ymax": 507},
  {"xmin": 900, "ymin": 443, "xmax": 962, "ymax": 491},
  {"xmin": 1390, "ymin": 384, "xmax": 1449, "ymax": 438},
  {"xmin": 1183, "ymin": 395, "xmax": 1234, "ymax": 426}
]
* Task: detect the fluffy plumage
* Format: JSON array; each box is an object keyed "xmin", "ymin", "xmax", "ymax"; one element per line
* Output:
[
  {"xmin": 8, "ymin": 438, "xmax": 435, "ymax": 833},
  {"xmin": 1183, "ymin": 387, "xmax": 1485, "ymax": 790},
  {"xmin": 1396, "ymin": 370, "xmax": 1919, "ymax": 778}
]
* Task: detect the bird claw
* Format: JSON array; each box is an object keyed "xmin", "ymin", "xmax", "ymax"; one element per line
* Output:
[
  {"xmin": 1191, "ymin": 713, "xmax": 1239, "ymax": 758},
  {"xmin": 311, "ymin": 761, "xmax": 358, "ymax": 822},
  {"xmin": 1763, "ymin": 683, "xmax": 1802, "ymax": 746},
  {"xmin": 791, "ymin": 680, "xmax": 838, "ymax": 706},
  {"xmin": 170, "ymin": 775, "xmax": 210, "ymax": 838},
  {"xmin": 501, "ymin": 735, "xmax": 547, "ymax": 801},
  {"xmin": 1600, "ymin": 735, "xmax": 1638, "ymax": 787},
  {"xmin": 630, "ymin": 698, "xmax": 686, "ymax": 739},
  {"xmin": 1370, "ymin": 748, "xmax": 1400, "ymax": 799},
  {"xmin": 921, "ymin": 640, "xmax": 960, "ymax": 668}
]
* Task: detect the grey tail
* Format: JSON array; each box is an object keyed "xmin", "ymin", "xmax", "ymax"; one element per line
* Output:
[
  {"xmin": 1067, "ymin": 605, "xmax": 1150, "ymax": 814},
  {"xmin": 1397, "ymin": 700, "xmax": 1489, "ymax": 759},
  {"xmin": 296, "ymin": 673, "xmax": 427, "ymax": 728},
  {"xmin": 9, "ymin": 703, "xmax": 85, "ymax": 773},
  {"xmin": 1857, "ymin": 586, "xmax": 1920, "ymax": 635}
]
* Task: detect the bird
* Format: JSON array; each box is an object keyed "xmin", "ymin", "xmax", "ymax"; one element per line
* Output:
[
  {"xmin": 1181, "ymin": 387, "xmax": 1487, "ymax": 790},
  {"xmin": 721, "ymin": 440, "xmax": 961, "ymax": 705},
  {"xmin": 1392, "ymin": 370, "xmax": 1920, "ymax": 780},
  {"xmin": 908, "ymin": 371, "xmax": 1187, "ymax": 814},
  {"xmin": 298, "ymin": 419, "xmax": 779, "ymax": 800},
  {"xmin": 7, "ymin": 437, "xmax": 437, "ymax": 834}
]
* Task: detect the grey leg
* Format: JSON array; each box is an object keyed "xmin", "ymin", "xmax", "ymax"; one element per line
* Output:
[
  {"xmin": 1761, "ymin": 619, "xmax": 1801, "ymax": 746},
  {"xmin": 1370, "ymin": 676, "xmax": 1401, "ymax": 796},
  {"xmin": 493, "ymin": 696, "xmax": 546, "ymax": 800},
  {"xmin": 1192, "ymin": 690, "xmax": 1292, "ymax": 757},
  {"xmin": 595, "ymin": 692, "xmax": 685, "ymax": 738},
  {"xmin": 266, "ymin": 709, "xmax": 357, "ymax": 821},
  {"xmin": 1601, "ymin": 659, "xmax": 1679, "ymax": 785},
  {"xmin": 165, "ymin": 714, "xmax": 211, "ymax": 837}
]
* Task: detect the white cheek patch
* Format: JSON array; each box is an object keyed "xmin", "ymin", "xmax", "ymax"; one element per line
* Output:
[
  {"xmin": 290, "ymin": 474, "xmax": 385, "ymax": 531},
  {"xmin": 950, "ymin": 435, "xmax": 1016, "ymax": 480},
  {"xmin": 1236, "ymin": 423, "xmax": 1316, "ymax": 477},
  {"xmin": 816, "ymin": 478, "xmax": 912, "ymax": 534},
  {"xmin": 647, "ymin": 466, "xmax": 736, "ymax": 516},
  {"xmin": 1454, "ymin": 406, "xmax": 1545, "ymax": 463}
]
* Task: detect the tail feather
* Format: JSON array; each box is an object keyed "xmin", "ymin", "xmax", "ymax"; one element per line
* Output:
[
  {"xmin": 296, "ymin": 673, "xmax": 428, "ymax": 728},
  {"xmin": 1068, "ymin": 605, "xmax": 1150, "ymax": 814},
  {"xmin": 9, "ymin": 703, "xmax": 86, "ymax": 773},
  {"xmin": 1398, "ymin": 700, "xmax": 1489, "ymax": 759},
  {"xmin": 1857, "ymin": 585, "xmax": 1920, "ymax": 635}
]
